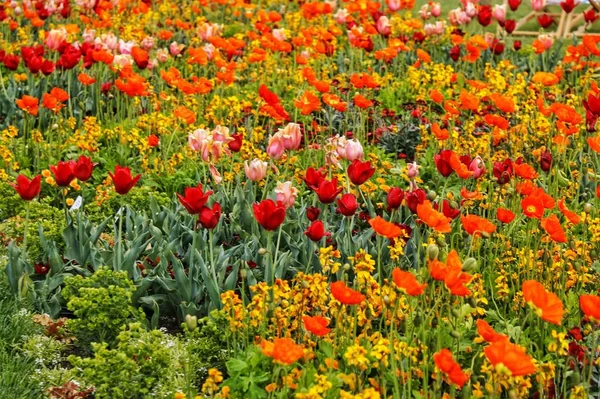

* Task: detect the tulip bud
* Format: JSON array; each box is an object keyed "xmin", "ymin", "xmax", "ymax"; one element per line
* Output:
[
  {"xmin": 426, "ymin": 190, "xmax": 437, "ymax": 201},
  {"xmin": 258, "ymin": 248, "xmax": 268, "ymax": 255},
  {"xmin": 462, "ymin": 258, "xmax": 478, "ymax": 272},
  {"xmin": 185, "ymin": 314, "xmax": 197, "ymax": 332},
  {"xmin": 427, "ymin": 244, "xmax": 439, "ymax": 261},
  {"xmin": 584, "ymin": 203, "xmax": 593, "ymax": 213}
]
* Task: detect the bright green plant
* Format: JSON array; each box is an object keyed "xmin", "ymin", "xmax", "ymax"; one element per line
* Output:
[
  {"xmin": 68, "ymin": 323, "xmax": 173, "ymax": 399},
  {"xmin": 61, "ymin": 268, "xmax": 145, "ymax": 346}
]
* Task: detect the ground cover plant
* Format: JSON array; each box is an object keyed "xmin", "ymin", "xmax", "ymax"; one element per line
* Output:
[{"xmin": 1, "ymin": 0, "xmax": 600, "ymax": 397}]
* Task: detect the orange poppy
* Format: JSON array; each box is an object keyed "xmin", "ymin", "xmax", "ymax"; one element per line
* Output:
[
  {"xmin": 392, "ymin": 268, "xmax": 427, "ymax": 296},
  {"xmin": 497, "ymin": 208, "xmax": 515, "ymax": 224},
  {"xmin": 532, "ymin": 72, "xmax": 559, "ymax": 86},
  {"xmin": 369, "ymin": 216, "xmax": 403, "ymax": 239},
  {"xmin": 521, "ymin": 195, "xmax": 545, "ymax": 219},
  {"xmin": 529, "ymin": 188, "xmax": 556, "ymax": 209},
  {"xmin": 463, "ymin": 42, "xmax": 481, "ymax": 63},
  {"xmin": 522, "ymin": 280, "xmax": 564, "ymax": 325},
  {"xmin": 444, "ymin": 100, "xmax": 460, "ymax": 116},
  {"xmin": 417, "ymin": 200, "xmax": 452, "ymax": 233},
  {"xmin": 490, "ymin": 93, "xmax": 516, "ymax": 113},
  {"xmin": 302, "ymin": 315, "xmax": 331, "ymax": 336},
  {"xmin": 484, "ymin": 114, "xmax": 509, "ymax": 130},
  {"xmin": 540, "ymin": 214, "xmax": 567, "ymax": 243},
  {"xmin": 587, "ymin": 136, "xmax": 600, "ymax": 152},
  {"xmin": 514, "ymin": 163, "xmax": 539, "ymax": 180},
  {"xmin": 42, "ymin": 93, "xmax": 63, "ymax": 113},
  {"xmin": 430, "ymin": 89, "xmax": 444, "ymax": 104},
  {"xmin": 484, "ymin": 339, "xmax": 536, "ymax": 376},
  {"xmin": 294, "ymin": 91, "xmax": 321, "ymax": 115},
  {"xmin": 459, "ymin": 90, "xmax": 479, "ymax": 111},
  {"xmin": 261, "ymin": 338, "xmax": 304, "ymax": 365},
  {"xmin": 580, "ymin": 294, "xmax": 600, "ymax": 322},
  {"xmin": 476, "ymin": 320, "xmax": 508, "ymax": 343},
  {"xmin": 174, "ymin": 106, "xmax": 196, "ymax": 125},
  {"xmin": 431, "ymin": 123, "xmax": 449, "ymax": 140},
  {"xmin": 558, "ymin": 199, "xmax": 580, "ymax": 225},
  {"xmin": 444, "ymin": 268, "xmax": 472, "ymax": 297},
  {"xmin": 416, "ymin": 49, "xmax": 431, "ymax": 63},
  {"xmin": 433, "ymin": 349, "xmax": 469, "ymax": 388},
  {"xmin": 78, "ymin": 73, "xmax": 96, "ymax": 85},
  {"xmin": 461, "ymin": 214, "xmax": 497, "ymax": 237},
  {"xmin": 448, "ymin": 152, "xmax": 473, "ymax": 179},
  {"xmin": 460, "ymin": 187, "xmax": 484, "ymax": 201},
  {"xmin": 322, "ymin": 93, "xmax": 347, "ymax": 112},
  {"xmin": 49, "ymin": 87, "xmax": 69, "ymax": 102},
  {"xmin": 312, "ymin": 80, "xmax": 330, "ymax": 93},
  {"xmin": 428, "ymin": 259, "xmax": 449, "ymax": 281},
  {"xmin": 330, "ymin": 281, "xmax": 365, "ymax": 305},
  {"xmin": 16, "ymin": 95, "xmax": 40, "ymax": 116},
  {"xmin": 353, "ymin": 94, "xmax": 374, "ymax": 109}
]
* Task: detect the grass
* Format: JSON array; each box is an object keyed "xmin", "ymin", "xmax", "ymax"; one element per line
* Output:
[{"xmin": 0, "ymin": 270, "xmax": 43, "ymax": 399}]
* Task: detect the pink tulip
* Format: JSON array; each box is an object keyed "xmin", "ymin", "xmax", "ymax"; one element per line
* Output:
[
  {"xmin": 169, "ymin": 42, "xmax": 185, "ymax": 56},
  {"xmin": 431, "ymin": 2, "xmax": 442, "ymax": 17},
  {"xmin": 376, "ymin": 16, "xmax": 392, "ymax": 36},
  {"xmin": 275, "ymin": 181, "xmax": 299, "ymax": 208},
  {"xmin": 387, "ymin": 0, "xmax": 401, "ymax": 12},
  {"xmin": 420, "ymin": 5, "xmax": 432, "ymax": 20},
  {"xmin": 244, "ymin": 159, "xmax": 268, "ymax": 181},
  {"xmin": 280, "ymin": 123, "xmax": 302, "ymax": 150},
  {"xmin": 469, "ymin": 156, "xmax": 486, "ymax": 179},
  {"xmin": 492, "ymin": 5, "xmax": 506, "ymax": 23},
  {"xmin": 334, "ymin": 8, "xmax": 350, "ymax": 24},
  {"xmin": 344, "ymin": 139, "xmax": 364, "ymax": 161},
  {"xmin": 531, "ymin": 0, "xmax": 546, "ymax": 12},
  {"xmin": 407, "ymin": 162, "xmax": 419, "ymax": 179},
  {"xmin": 267, "ymin": 133, "xmax": 286, "ymax": 159},
  {"xmin": 46, "ymin": 28, "xmax": 68, "ymax": 50}
]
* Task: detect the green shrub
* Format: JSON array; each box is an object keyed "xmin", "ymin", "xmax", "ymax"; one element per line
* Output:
[
  {"xmin": 84, "ymin": 186, "xmax": 171, "ymax": 224},
  {"xmin": 61, "ymin": 268, "xmax": 145, "ymax": 346},
  {"xmin": 68, "ymin": 323, "xmax": 173, "ymax": 399}
]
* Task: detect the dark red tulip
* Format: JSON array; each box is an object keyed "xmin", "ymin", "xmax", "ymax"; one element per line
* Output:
[
  {"xmin": 108, "ymin": 165, "xmax": 141, "ymax": 195},
  {"xmin": 435, "ymin": 199, "xmax": 461, "ymax": 219},
  {"xmin": 303, "ymin": 167, "xmax": 327, "ymax": 191},
  {"xmin": 50, "ymin": 160, "xmax": 76, "ymax": 187},
  {"xmin": 305, "ymin": 220, "xmax": 326, "ymax": 241},
  {"xmin": 491, "ymin": 40, "xmax": 505, "ymax": 55},
  {"xmin": 493, "ymin": 158, "xmax": 513, "ymax": 184},
  {"xmin": 449, "ymin": 45, "xmax": 461, "ymax": 62},
  {"xmin": 387, "ymin": 187, "xmax": 405, "ymax": 210},
  {"xmin": 504, "ymin": 20, "xmax": 516, "ymax": 34},
  {"xmin": 199, "ymin": 203, "xmax": 221, "ymax": 229},
  {"xmin": 34, "ymin": 262, "xmax": 50, "ymax": 275},
  {"xmin": 347, "ymin": 159, "xmax": 375, "ymax": 186},
  {"xmin": 582, "ymin": 94, "xmax": 600, "ymax": 131},
  {"xmin": 477, "ymin": 5, "xmax": 492, "ymax": 27},
  {"xmin": 508, "ymin": 0, "xmax": 521, "ymax": 11},
  {"xmin": 540, "ymin": 150, "xmax": 552, "ymax": 172},
  {"xmin": 73, "ymin": 155, "xmax": 95, "ymax": 182},
  {"xmin": 228, "ymin": 133, "xmax": 243, "ymax": 152},
  {"xmin": 3, "ymin": 54, "xmax": 20, "ymax": 70},
  {"xmin": 315, "ymin": 178, "xmax": 343, "ymax": 204},
  {"xmin": 11, "ymin": 174, "xmax": 41, "ymax": 201},
  {"xmin": 405, "ymin": 188, "xmax": 427, "ymax": 214},
  {"xmin": 584, "ymin": 9, "xmax": 599, "ymax": 24},
  {"xmin": 538, "ymin": 14, "xmax": 554, "ymax": 29},
  {"xmin": 337, "ymin": 193, "xmax": 358, "ymax": 217},
  {"xmin": 561, "ymin": 0, "xmax": 578, "ymax": 13},
  {"xmin": 177, "ymin": 183, "xmax": 213, "ymax": 214},
  {"xmin": 513, "ymin": 40, "xmax": 522, "ymax": 51},
  {"xmin": 253, "ymin": 199, "xmax": 286, "ymax": 231},
  {"xmin": 306, "ymin": 206, "xmax": 321, "ymax": 221},
  {"xmin": 434, "ymin": 150, "xmax": 454, "ymax": 177}
]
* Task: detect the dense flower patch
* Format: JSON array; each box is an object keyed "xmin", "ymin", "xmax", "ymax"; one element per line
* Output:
[{"xmin": 1, "ymin": 0, "xmax": 600, "ymax": 397}]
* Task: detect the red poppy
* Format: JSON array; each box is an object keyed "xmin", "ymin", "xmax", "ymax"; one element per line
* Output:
[
  {"xmin": 177, "ymin": 184, "xmax": 213, "ymax": 215},
  {"xmin": 392, "ymin": 268, "xmax": 427, "ymax": 296},
  {"xmin": 347, "ymin": 159, "xmax": 375, "ymax": 186},
  {"xmin": 302, "ymin": 315, "xmax": 331, "ymax": 336},
  {"xmin": 11, "ymin": 174, "xmax": 41, "ymax": 201},
  {"xmin": 497, "ymin": 208, "xmax": 515, "ymax": 224},
  {"xmin": 330, "ymin": 281, "xmax": 365, "ymax": 305},
  {"xmin": 522, "ymin": 280, "xmax": 564, "ymax": 325},
  {"xmin": 433, "ymin": 349, "xmax": 469, "ymax": 388},
  {"xmin": 108, "ymin": 165, "xmax": 141, "ymax": 195},
  {"xmin": 50, "ymin": 160, "xmax": 76, "ymax": 187},
  {"xmin": 199, "ymin": 203, "xmax": 221, "ymax": 229},
  {"xmin": 253, "ymin": 199, "xmax": 286, "ymax": 231}
]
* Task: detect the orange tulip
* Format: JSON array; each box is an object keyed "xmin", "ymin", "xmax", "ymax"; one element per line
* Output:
[
  {"xmin": 417, "ymin": 200, "xmax": 452, "ymax": 233},
  {"xmin": 522, "ymin": 280, "xmax": 564, "ymax": 325},
  {"xmin": 392, "ymin": 268, "xmax": 427, "ymax": 296},
  {"xmin": 433, "ymin": 349, "xmax": 469, "ymax": 388},
  {"xmin": 484, "ymin": 339, "xmax": 536, "ymax": 376}
]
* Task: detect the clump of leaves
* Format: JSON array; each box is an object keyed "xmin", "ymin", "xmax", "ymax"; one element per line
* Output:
[{"xmin": 377, "ymin": 121, "xmax": 421, "ymax": 162}]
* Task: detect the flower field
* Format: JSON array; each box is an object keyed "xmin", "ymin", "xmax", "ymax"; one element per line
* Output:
[{"xmin": 1, "ymin": 0, "xmax": 600, "ymax": 397}]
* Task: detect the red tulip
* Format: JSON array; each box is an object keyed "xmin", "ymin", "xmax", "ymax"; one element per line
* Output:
[
  {"xmin": 73, "ymin": 155, "xmax": 95, "ymax": 182},
  {"xmin": 228, "ymin": 133, "xmax": 243, "ymax": 152},
  {"xmin": 11, "ymin": 174, "xmax": 41, "ymax": 201},
  {"xmin": 337, "ymin": 193, "xmax": 359, "ymax": 216},
  {"xmin": 538, "ymin": 14, "xmax": 554, "ymax": 29},
  {"xmin": 108, "ymin": 165, "xmax": 141, "ymax": 195},
  {"xmin": 199, "ymin": 203, "xmax": 221, "ymax": 229},
  {"xmin": 177, "ymin": 184, "xmax": 213, "ymax": 214},
  {"xmin": 434, "ymin": 150, "xmax": 454, "ymax": 177},
  {"xmin": 449, "ymin": 45, "xmax": 461, "ymax": 62},
  {"xmin": 514, "ymin": 41, "xmax": 522, "ymax": 51},
  {"xmin": 584, "ymin": 9, "xmax": 599, "ymax": 24},
  {"xmin": 347, "ymin": 159, "xmax": 375, "ymax": 186},
  {"xmin": 306, "ymin": 206, "xmax": 321, "ymax": 221},
  {"xmin": 504, "ymin": 20, "xmax": 516, "ymax": 34},
  {"xmin": 477, "ymin": 5, "xmax": 492, "ymax": 27},
  {"xmin": 50, "ymin": 160, "xmax": 76, "ymax": 187},
  {"xmin": 508, "ymin": 0, "xmax": 521, "ymax": 11},
  {"xmin": 406, "ymin": 188, "xmax": 426, "ymax": 214},
  {"xmin": 3, "ymin": 54, "xmax": 20, "ymax": 70},
  {"xmin": 493, "ymin": 158, "xmax": 513, "ymax": 184},
  {"xmin": 435, "ymin": 199, "xmax": 461, "ymax": 219},
  {"xmin": 387, "ymin": 187, "xmax": 404, "ymax": 210},
  {"xmin": 314, "ymin": 178, "xmax": 343, "ymax": 204},
  {"xmin": 540, "ymin": 150, "xmax": 552, "ymax": 172},
  {"xmin": 303, "ymin": 167, "xmax": 327, "ymax": 191},
  {"xmin": 305, "ymin": 220, "xmax": 326, "ymax": 241},
  {"xmin": 561, "ymin": 0, "xmax": 578, "ymax": 13},
  {"xmin": 253, "ymin": 199, "xmax": 286, "ymax": 231}
]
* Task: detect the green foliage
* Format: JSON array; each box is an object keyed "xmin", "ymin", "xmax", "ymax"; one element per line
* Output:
[
  {"xmin": 62, "ymin": 268, "xmax": 145, "ymax": 346},
  {"xmin": 0, "ymin": 200, "xmax": 65, "ymax": 261},
  {"xmin": 68, "ymin": 323, "xmax": 173, "ymax": 399},
  {"xmin": 84, "ymin": 186, "xmax": 171, "ymax": 224},
  {"xmin": 0, "ymin": 182, "xmax": 25, "ymax": 220},
  {"xmin": 185, "ymin": 314, "xmax": 232, "ymax": 384}
]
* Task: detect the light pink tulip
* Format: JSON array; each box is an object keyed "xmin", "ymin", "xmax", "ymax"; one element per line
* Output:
[
  {"xmin": 267, "ymin": 133, "xmax": 286, "ymax": 160},
  {"xmin": 45, "ymin": 28, "xmax": 68, "ymax": 50},
  {"xmin": 275, "ymin": 181, "xmax": 299, "ymax": 208},
  {"xmin": 492, "ymin": 5, "xmax": 506, "ymax": 23},
  {"xmin": 407, "ymin": 162, "xmax": 419, "ymax": 179},
  {"xmin": 280, "ymin": 123, "xmax": 302, "ymax": 150},
  {"xmin": 244, "ymin": 159, "xmax": 268, "ymax": 181}
]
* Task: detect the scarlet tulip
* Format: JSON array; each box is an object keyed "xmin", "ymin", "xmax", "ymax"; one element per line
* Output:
[
  {"xmin": 199, "ymin": 203, "xmax": 221, "ymax": 229},
  {"xmin": 504, "ymin": 19, "xmax": 516, "ymax": 34},
  {"xmin": 314, "ymin": 178, "xmax": 343, "ymax": 204},
  {"xmin": 50, "ymin": 160, "xmax": 76, "ymax": 187},
  {"xmin": 11, "ymin": 174, "xmax": 41, "ymax": 201},
  {"xmin": 477, "ymin": 5, "xmax": 492, "ymax": 27},
  {"xmin": 177, "ymin": 184, "xmax": 213, "ymax": 214},
  {"xmin": 73, "ymin": 155, "xmax": 95, "ymax": 182},
  {"xmin": 253, "ymin": 199, "xmax": 286, "ymax": 231},
  {"xmin": 406, "ymin": 188, "xmax": 427, "ymax": 214},
  {"xmin": 305, "ymin": 220, "xmax": 326, "ymax": 241},
  {"xmin": 347, "ymin": 159, "xmax": 375, "ymax": 186},
  {"xmin": 434, "ymin": 150, "xmax": 454, "ymax": 177},
  {"xmin": 387, "ymin": 187, "xmax": 404, "ymax": 210},
  {"xmin": 306, "ymin": 206, "xmax": 321, "ymax": 221},
  {"xmin": 538, "ymin": 14, "xmax": 554, "ymax": 29},
  {"xmin": 508, "ymin": 0, "xmax": 521, "ymax": 11},
  {"xmin": 228, "ymin": 133, "xmax": 243, "ymax": 152},
  {"xmin": 303, "ymin": 167, "xmax": 327, "ymax": 191},
  {"xmin": 108, "ymin": 165, "xmax": 141, "ymax": 195},
  {"xmin": 561, "ymin": 0, "xmax": 578, "ymax": 13},
  {"xmin": 493, "ymin": 158, "xmax": 513, "ymax": 184},
  {"xmin": 337, "ymin": 193, "xmax": 358, "ymax": 216}
]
